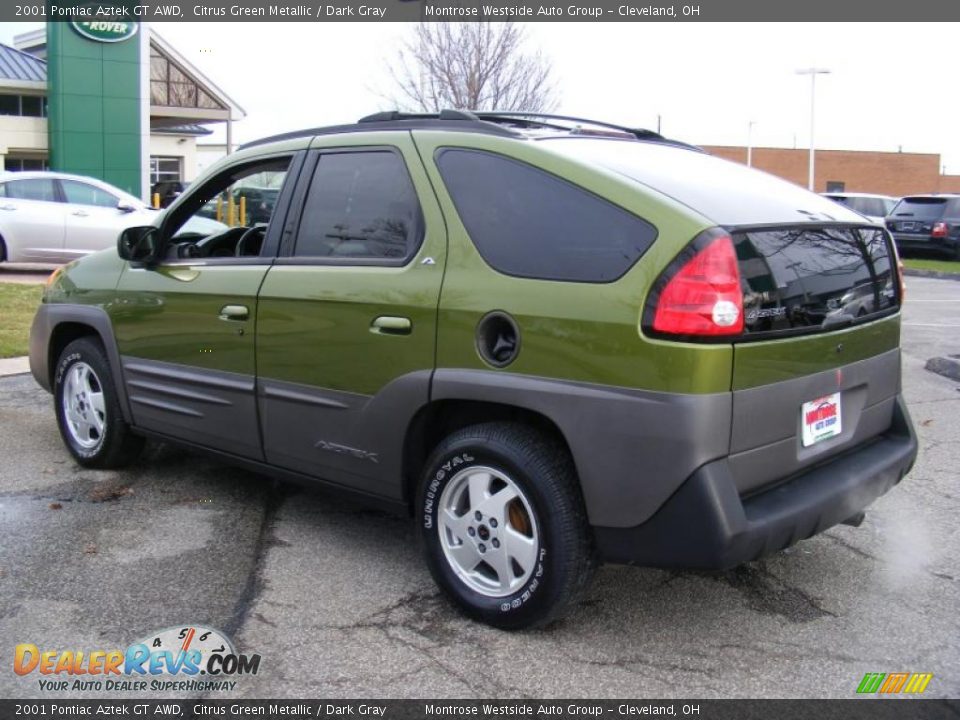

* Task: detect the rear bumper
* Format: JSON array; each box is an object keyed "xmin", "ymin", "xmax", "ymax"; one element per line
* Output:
[
  {"xmin": 594, "ymin": 394, "xmax": 917, "ymax": 569},
  {"xmin": 891, "ymin": 233, "xmax": 960, "ymax": 254}
]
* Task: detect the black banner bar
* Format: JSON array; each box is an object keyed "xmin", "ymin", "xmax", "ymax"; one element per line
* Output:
[
  {"xmin": 8, "ymin": 0, "xmax": 960, "ymax": 23},
  {"xmin": 0, "ymin": 700, "xmax": 957, "ymax": 720}
]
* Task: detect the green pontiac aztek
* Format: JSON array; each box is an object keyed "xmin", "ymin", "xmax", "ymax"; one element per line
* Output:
[{"xmin": 30, "ymin": 111, "xmax": 918, "ymax": 629}]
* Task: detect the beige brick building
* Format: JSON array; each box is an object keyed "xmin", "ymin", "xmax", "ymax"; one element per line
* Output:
[{"xmin": 702, "ymin": 145, "xmax": 960, "ymax": 197}]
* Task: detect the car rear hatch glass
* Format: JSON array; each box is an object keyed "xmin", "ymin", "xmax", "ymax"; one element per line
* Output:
[
  {"xmin": 728, "ymin": 224, "xmax": 902, "ymax": 495},
  {"xmin": 887, "ymin": 197, "xmax": 948, "ymax": 234},
  {"xmin": 736, "ymin": 225, "xmax": 897, "ymax": 340}
]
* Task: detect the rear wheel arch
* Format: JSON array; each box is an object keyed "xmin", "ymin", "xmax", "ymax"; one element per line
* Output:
[{"xmin": 402, "ymin": 399, "xmax": 575, "ymax": 509}]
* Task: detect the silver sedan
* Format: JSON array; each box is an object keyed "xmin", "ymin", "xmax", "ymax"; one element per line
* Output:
[{"xmin": 0, "ymin": 170, "xmax": 225, "ymax": 264}]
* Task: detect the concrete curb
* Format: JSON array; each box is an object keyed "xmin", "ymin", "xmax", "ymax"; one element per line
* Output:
[
  {"xmin": 925, "ymin": 355, "xmax": 960, "ymax": 383},
  {"xmin": 903, "ymin": 268, "xmax": 960, "ymax": 282},
  {"xmin": 0, "ymin": 356, "xmax": 30, "ymax": 377}
]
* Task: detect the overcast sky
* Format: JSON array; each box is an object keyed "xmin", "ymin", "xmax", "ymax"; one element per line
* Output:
[{"xmin": 2, "ymin": 22, "xmax": 957, "ymax": 172}]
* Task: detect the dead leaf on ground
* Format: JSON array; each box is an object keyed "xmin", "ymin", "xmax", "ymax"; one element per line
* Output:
[
  {"xmin": 48, "ymin": 502, "xmax": 62, "ymax": 510},
  {"xmin": 84, "ymin": 543, "xmax": 97, "ymax": 555},
  {"xmin": 920, "ymin": 419, "xmax": 933, "ymax": 427},
  {"xmin": 88, "ymin": 485, "xmax": 133, "ymax": 503}
]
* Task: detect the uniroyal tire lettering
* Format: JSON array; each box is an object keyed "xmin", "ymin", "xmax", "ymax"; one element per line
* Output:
[
  {"xmin": 55, "ymin": 353, "xmax": 81, "ymax": 384},
  {"xmin": 423, "ymin": 454, "xmax": 474, "ymax": 528},
  {"xmin": 499, "ymin": 548, "xmax": 546, "ymax": 612}
]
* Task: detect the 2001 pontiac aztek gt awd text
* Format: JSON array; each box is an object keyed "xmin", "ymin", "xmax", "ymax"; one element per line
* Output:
[{"xmin": 30, "ymin": 111, "xmax": 918, "ymax": 629}]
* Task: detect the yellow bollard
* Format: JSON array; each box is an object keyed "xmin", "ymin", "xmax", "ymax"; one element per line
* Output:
[
  {"xmin": 227, "ymin": 195, "xmax": 236, "ymax": 227},
  {"xmin": 216, "ymin": 197, "xmax": 223, "ymax": 223},
  {"xmin": 152, "ymin": 193, "xmax": 161, "ymax": 209},
  {"xmin": 239, "ymin": 196, "xmax": 246, "ymax": 226}
]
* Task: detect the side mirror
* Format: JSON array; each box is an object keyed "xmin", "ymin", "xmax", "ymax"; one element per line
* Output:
[
  {"xmin": 117, "ymin": 201, "xmax": 137, "ymax": 214},
  {"xmin": 117, "ymin": 226, "xmax": 159, "ymax": 264}
]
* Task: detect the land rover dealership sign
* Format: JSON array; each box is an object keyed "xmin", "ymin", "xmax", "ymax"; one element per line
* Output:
[{"xmin": 70, "ymin": 21, "xmax": 139, "ymax": 43}]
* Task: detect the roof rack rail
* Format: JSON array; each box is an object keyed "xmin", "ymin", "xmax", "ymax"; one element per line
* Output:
[
  {"xmin": 238, "ymin": 110, "xmax": 516, "ymax": 150},
  {"xmin": 237, "ymin": 109, "xmax": 699, "ymax": 151},
  {"xmin": 472, "ymin": 111, "xmax": 662, "ymax": 141},
  {"xmin": 358, "ymin": 109, "xmax": 479, "ymax": 123}
]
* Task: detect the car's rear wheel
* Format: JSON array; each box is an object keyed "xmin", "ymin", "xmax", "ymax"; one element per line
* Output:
[
  {"xmin": 54, "ymin": 337, "xmax": 144, "ymax": 468},
  {"xmin": 418, "ymin": 422, "xmax": 597, "ymax": 629}
]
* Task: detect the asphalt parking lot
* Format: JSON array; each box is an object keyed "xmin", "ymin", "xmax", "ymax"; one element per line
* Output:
[{"xmin": 1, "ymin": 275, "xmax": 958, "ymax": 700}]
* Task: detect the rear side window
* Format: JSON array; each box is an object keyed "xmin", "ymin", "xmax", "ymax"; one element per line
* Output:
[
  {"xmin": 890, "ymin": 198, "xmax": 948, "ymax": 221},
  {"xmin": 60, "ymin": 180, "xmax": 119, "ymax": 208},
  {"xmin": 295, "ymin": 151, "xmax": 422, "ymax": 261},
  {"xmin": 736, "ymin": 226, "xmax": 897, "ymax": 337},
  {"xmin": 4, "ymin": 178, "xmax": 57, "ymax": 202},
  {"xmin": 435, "ymin": 149, "xmax": 657, "ymax": 283}
]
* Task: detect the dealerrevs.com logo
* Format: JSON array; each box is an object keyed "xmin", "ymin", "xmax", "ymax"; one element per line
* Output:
[{"xmin": 14, "ymin": 625, "xmax": 261, "ymax": 693}]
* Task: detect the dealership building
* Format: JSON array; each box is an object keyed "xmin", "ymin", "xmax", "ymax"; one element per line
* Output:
[{"xmin": 0, "ymin": 23, "xmax": 243, "ymax": 200}]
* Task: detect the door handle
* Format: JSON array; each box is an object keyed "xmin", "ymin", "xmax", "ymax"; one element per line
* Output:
[
  {"xmin": 370, "ymin": 316, "xmax": 412, "ymax": 335},
  {"xmin": 72, "ymin": 210, "xmax": 89, "ymax": 217},
  {"xmin": 219, "ymin": 304, "xmax": 249, "ymax": 321}
]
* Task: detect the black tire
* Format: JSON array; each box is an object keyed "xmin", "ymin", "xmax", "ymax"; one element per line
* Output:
[
  {"xmin": 53, "ymin": 337, "xmax": 144, "ymax": 468},
  {"xmin": 418, "ymin": 422, "xmax": 597, "ymax": 629}
]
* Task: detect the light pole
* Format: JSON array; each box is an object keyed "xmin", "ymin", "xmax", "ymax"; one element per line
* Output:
[
  {"xmin": 796, "ymin": 67, "xmax": 830, "ymax": 191},
  {"xmin": 747, "ymin": 120, "xmax": 756, "ymax": 167}
]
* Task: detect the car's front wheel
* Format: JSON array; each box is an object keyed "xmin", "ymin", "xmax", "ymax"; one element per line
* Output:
[
  {"xmin": 418, "ymin": 422, "xmax": 597, "ymax": 629},
  {"xmin": 54, "ymin": 337, "xmax": 144, "ymax": 468}
]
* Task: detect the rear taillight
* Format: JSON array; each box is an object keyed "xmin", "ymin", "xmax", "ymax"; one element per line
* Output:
[
  {"xmin": 645, "ymin": 229, "xmax": 744, "ymax": 338},
  {"xmin": 932, "ymin": 222, "xmax": 949, "ymax": 238}
]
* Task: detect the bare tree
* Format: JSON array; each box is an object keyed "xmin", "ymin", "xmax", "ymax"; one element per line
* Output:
[{"xmin": 390, "ymin": 23, "xmax": 558, "ymax": 113}]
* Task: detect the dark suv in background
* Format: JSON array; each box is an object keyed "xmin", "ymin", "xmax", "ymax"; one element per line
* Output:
[{"xmin": 886, "ymin": 194, "xmax": 960, "ymax": 258}]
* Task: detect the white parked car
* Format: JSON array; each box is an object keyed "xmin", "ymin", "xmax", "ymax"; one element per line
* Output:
[
  {"xmin": 0, "ymin": 171, "xmax": 226, "ymax": 264},
  {"xmin": 822, "ymin": 192, "xmax": 899, "ymax": 226}
]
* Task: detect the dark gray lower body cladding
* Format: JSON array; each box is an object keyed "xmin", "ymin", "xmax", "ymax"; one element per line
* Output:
[{"xmin": 594, "ymin": 395, "xmax": 917, "ymax": 568}]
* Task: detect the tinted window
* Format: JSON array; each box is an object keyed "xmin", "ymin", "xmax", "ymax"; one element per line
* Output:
[
  {"xmin": 295, "ymin": 151, "xmax": 421, "ymax": 261},
  {"xmin": 848, "ymin": 197, "xmax": 885, "ymax": 217},
  {"xmin": 20, "ymin": 96, "xmax": 43, "ymax": 117},
  {"xmin": 0, "ymin": 95, "xmax": 18, "ymax": 115},
  {"xmin": 4, "ymin": 178, "xmax": 57, "ymax": 202},
  {"xmin": 60, "ymin": 180, "xmax": 120, "ymax": 208},
  {"xmin": 890, "ymin": 198, "xmax": 948, "ymax": 221},
  {"xmin": 436, "ymin": 149, "xmax": 656, "ymax": 282},
  {"xmin": 736, "ymin": 226, "xmax": 896, "ymax": 337}
]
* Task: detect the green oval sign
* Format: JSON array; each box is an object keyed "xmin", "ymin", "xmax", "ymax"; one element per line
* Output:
[{"xmin": 70, "ymin": 21, "xmax": 139, "ymax": 44}]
